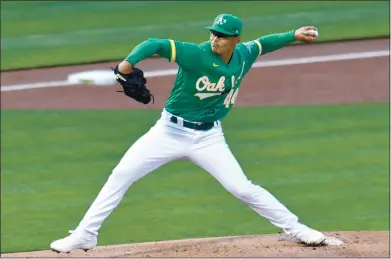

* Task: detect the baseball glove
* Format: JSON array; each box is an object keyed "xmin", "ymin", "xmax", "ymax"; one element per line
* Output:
[{"xmin": 112, "ymin": 65, "xmax": 154, "ymax": 104}]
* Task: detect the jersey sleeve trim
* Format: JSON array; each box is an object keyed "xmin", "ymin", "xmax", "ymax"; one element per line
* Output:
[
  {"xmin": 169, "ymin": 39, "xmax": 176, "ymax": 63},
  {"xmin": 253, "ymin": 40, "xmax": 262, "ymax": 58}
]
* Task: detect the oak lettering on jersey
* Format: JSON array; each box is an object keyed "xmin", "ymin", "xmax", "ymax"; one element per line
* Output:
[{"xmin": 196, "ymin": 76, "xmax": 226, "ymax": 92}]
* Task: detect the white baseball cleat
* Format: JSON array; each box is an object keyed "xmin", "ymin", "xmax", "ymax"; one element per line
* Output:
[
  {"xmin": 291, "ymin": 226, "xmax": 327, "ymax": 245},
  {"xmin": 50, "ymin": 229, "xmax": 97, "ymax": 253},
  {"xmin": 323, "ymin": 236, "xmax": 345, "ymax": 246}
]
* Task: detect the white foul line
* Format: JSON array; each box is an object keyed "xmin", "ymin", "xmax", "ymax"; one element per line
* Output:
[
  {"xmin": 1, "ymin": 50, "xmax": 389, "ymax": 92},
  {"xmin": 1, "ymin": 80, "xmax": 75, "ymax": 92}
]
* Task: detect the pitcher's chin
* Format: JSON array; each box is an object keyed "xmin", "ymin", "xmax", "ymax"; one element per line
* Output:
[{"xmin": 211, "ymin": 45, "xmax": 220, "ymax": 53}]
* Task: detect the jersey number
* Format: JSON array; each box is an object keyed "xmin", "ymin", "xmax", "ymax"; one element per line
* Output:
[{"xmin": 223, "ymin": 88, "xmax": 239, "ymax": 108}]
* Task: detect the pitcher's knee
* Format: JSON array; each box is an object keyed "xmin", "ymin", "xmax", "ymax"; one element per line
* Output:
[
  {"xmin": 228, "ymin": 182, "xmax": 257, "ymax": 200},
  {"xmin": 112, "ymin": 166, "xmax": 126, "ymax": 176},
  {"xmin": 110, "ymin": 166, "xmax": 138, "ymax": 183}
]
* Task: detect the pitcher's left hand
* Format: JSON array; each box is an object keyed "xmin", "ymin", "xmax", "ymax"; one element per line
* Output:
[{"xmin": 294, "ymin": 26, "xmax": 319, "ymax": 43}]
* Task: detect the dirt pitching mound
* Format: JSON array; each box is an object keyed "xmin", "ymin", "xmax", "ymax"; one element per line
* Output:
[{"xmin": 2, "ymin": 231, "xmax": 389, "ymax": 258}]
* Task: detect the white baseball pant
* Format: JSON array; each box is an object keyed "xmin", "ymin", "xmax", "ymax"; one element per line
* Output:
[{"xmin": 75, "ymin": 109, "xmax": 301, "ymax": 236}]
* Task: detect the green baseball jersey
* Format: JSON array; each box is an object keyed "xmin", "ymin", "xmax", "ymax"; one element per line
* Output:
[
  {"xmin": 126, "ymin": 31, "xmax": 295, "ymax": 123},
  {"xmin": 162, "ymin": 39, "xmax": 262, "ymax": 123}
]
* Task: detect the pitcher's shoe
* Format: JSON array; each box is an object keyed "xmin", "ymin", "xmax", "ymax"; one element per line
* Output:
[
  {"xmin": 323, "ymin": 236, "xmax": 345, "ymax": 246},
  {"xmin": 50, "ymin": 229, "xmax": 97, "ymax": 253},
  {"xmin": 291, "ymin": 226, "xmax": 327, "ymax": 245}
]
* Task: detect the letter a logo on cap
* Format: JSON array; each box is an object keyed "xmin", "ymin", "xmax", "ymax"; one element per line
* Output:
[{"xmin": 216, "ymin": 16, "xmax": 226, "ymax": 25}]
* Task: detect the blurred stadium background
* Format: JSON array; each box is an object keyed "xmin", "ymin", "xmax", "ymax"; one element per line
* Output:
[{"xmin": 1, "ymin": 1, "xmax": 389, "ymax": 70}]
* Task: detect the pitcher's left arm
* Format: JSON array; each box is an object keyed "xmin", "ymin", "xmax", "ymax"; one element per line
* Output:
[{"xmin": 244, "ymin": 26, "xmax": 318, "ymax": 63}]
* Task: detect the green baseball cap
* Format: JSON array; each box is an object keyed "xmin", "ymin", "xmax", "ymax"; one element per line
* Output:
[{"xmin": 205, "ymin": 14, "xmax": 242, "ymax": 36}]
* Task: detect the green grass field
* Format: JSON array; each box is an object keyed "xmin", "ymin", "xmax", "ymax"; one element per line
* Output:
[
  {"xmin": 1, "ymin": 1, "xmax": 389, "ymax": 70},
  {"xmin": 1, "ymin": 103, "xmax": 389, "ymax": 253}
]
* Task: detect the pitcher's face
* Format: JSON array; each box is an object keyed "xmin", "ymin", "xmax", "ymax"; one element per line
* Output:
[{"xmin": 210, "ymin": 31, "xmax": 240, "ymax": 56}]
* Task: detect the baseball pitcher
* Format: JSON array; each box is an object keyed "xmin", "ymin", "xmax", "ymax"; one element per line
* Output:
[{"xmin": 50, "ymin": 14, "xmax": 343, "ymax": 253}]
